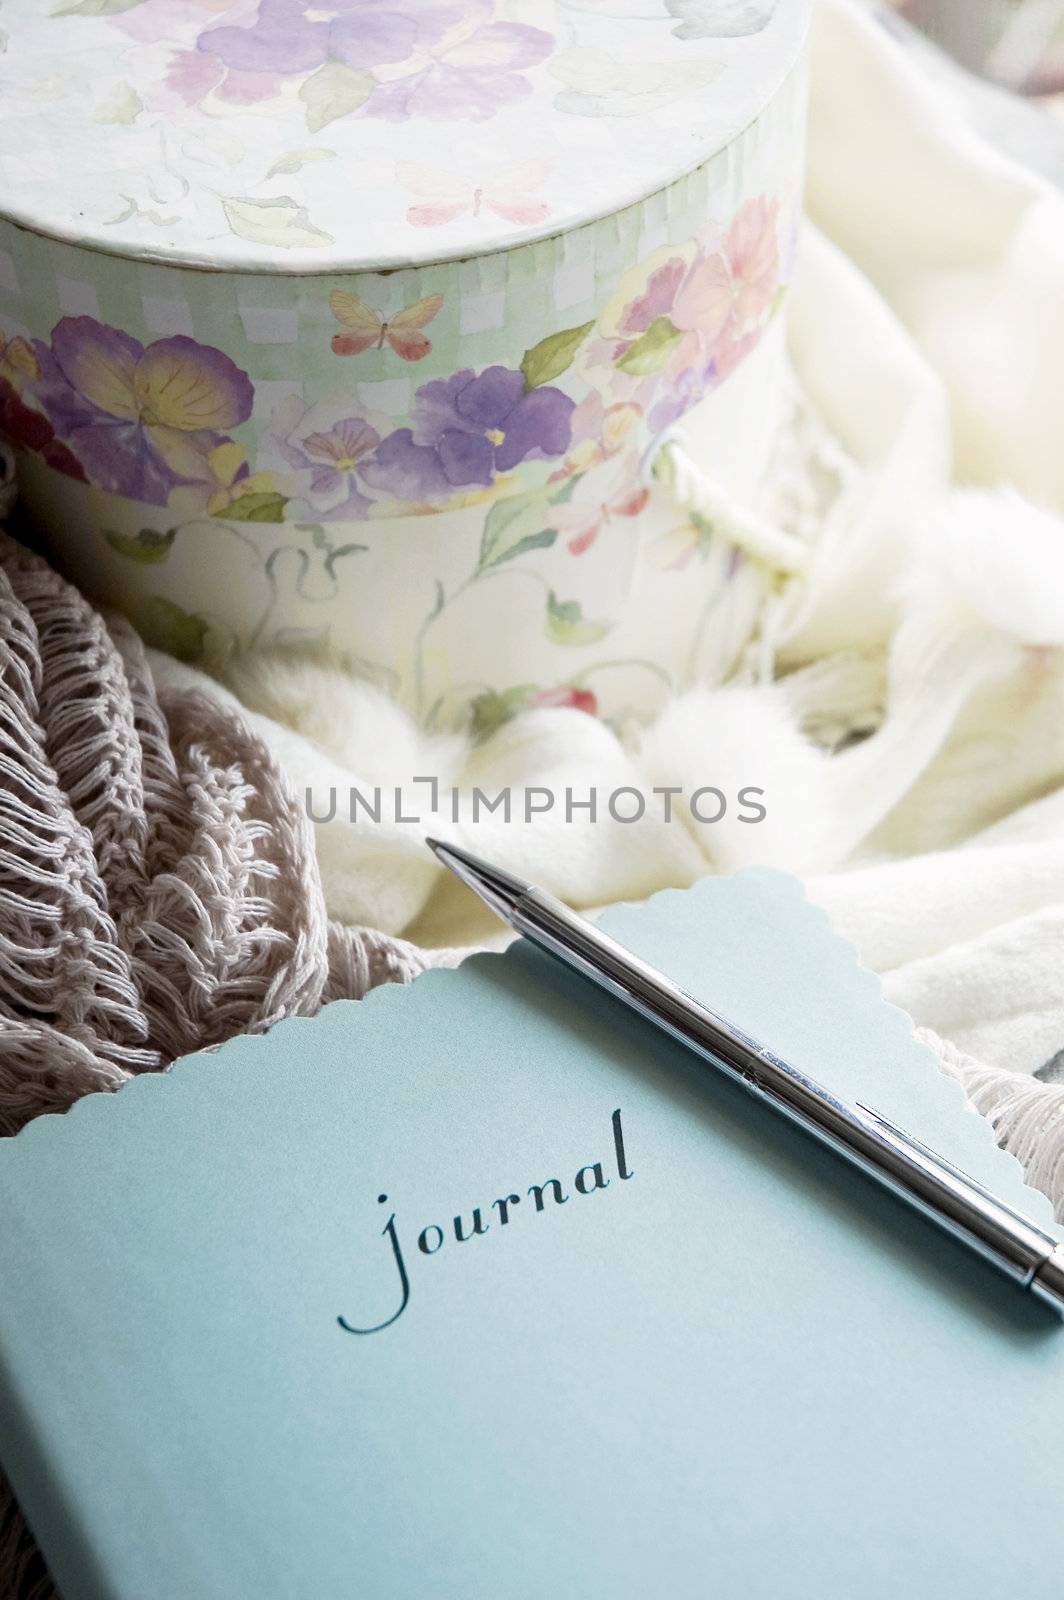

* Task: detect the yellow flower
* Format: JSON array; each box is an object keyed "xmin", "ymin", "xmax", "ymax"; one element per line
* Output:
[
  {"xmin": 168, "ymin": 441, "xmax": 277, "ymax": 518},
  {"xmin": 0, "ymin": 331, "xmax": 40, "ymax": 391},
  {"xmin": 205, "ymin": 441, "xmax": 276, "ymax": 514}
]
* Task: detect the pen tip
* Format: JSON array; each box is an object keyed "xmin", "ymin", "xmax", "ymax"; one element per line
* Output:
[{"xmin": 424, "ymin": 838, "xmax": 531, "ymax": 923}]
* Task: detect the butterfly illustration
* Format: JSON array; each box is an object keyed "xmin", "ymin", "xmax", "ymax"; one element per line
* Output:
[
  {"xmin": 328, "ymin": 291, "xmax": 444, "ymax": 361},
  {"xmin": 0, "ymin": 331, "xmax": 40, "ymax": 388},
  {"xmin": 398, "ymin": 160, "xmax": 552, "ymax": 229},
  {"xmin": 551, "ymin": 463, "xmax": 649, "ymax": 555}
]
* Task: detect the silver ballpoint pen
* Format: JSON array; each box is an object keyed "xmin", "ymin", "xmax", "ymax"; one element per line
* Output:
[{"xmin": 428, "ymin": 838, "xmax": 1064, "ymax": 1317}]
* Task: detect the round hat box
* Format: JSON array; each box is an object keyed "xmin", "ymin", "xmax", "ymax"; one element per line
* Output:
[{"xmin": 0, "ymin": 0, "xmax": 810, "ymax": 733}]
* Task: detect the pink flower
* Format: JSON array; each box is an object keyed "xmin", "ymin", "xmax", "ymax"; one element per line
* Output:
[
  {"xmin": 153, "ymin": 48, "xmax": 225, "ymax": 107},
  {"xmin": 300, "ymin": 417, "xmax": 379, "ymax": 509},
  {"xmin": 616, "ymin": 256, "xmax": 688, "ymax": 338},
  {"xmin": 673, "ymin": 197, "xmax": 780, "ymax": 344},
  {"xmin": 595, "ymin": 198, "xmax": 782, "ymax": 443},
  {"xmin": 605, "ymin": 199, "xmax": 780, "ymax": 362},
  {"xmin": 114, "ymin": 0, "xmax": 275, "ymax": 108},
  {"xmin": 266, "ymin": 400, "xmax": 379, "ymax": 518},
  {"xmin": 531, "ymin": 686, "xmax": 598, "ymax": 716},
  {"xmin": 148, "ymin": 45, "xmax": 282, "ymax": 110}
]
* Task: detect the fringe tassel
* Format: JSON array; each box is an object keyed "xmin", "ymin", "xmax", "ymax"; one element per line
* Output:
[{"xmin": 921, "ymin": 1028, "xmax": 1064, "ymax": 1221}]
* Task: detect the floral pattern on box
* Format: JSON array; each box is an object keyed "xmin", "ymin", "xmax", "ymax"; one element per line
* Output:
[
  {"xmin": 181, "ymin": 1, "xmax": 556, "ymax": 124},
  {"xmin": 0, "ymin": 0, "xmax": 804, "ymax": 269},
  {"xmin": 79, "ymin": 0, "xmax": 781, "ymax": 129},
  {"xmin": 4, "ymin": 195, "xmax": 782, "ymax": 527},
  {"xmin": 0, "ymin": 185, "xmax": 791, "ymax": 730},
  {"xmin": 0, "ymin": 2, "xmax": 807, "ymax": 732}
]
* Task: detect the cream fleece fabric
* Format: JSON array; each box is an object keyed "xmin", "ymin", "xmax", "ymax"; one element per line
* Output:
[{"xmin": 149, "ymin": 0, "xmax": 1064, "ymax": 1089}]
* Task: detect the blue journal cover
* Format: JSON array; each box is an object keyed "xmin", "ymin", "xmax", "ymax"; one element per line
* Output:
[{"xmin": 0, "ymin": 870, "xmax": 1062, "ymax": 1599}]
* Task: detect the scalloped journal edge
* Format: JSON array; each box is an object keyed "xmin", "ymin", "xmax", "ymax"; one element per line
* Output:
[{"xmin": 0, "ymin": 866, "xmax": 1056, "ymax": 1236}]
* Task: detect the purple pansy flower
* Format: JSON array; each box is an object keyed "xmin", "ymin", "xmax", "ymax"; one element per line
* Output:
[
  {"xmin": 198, "ymin": 0, "xmax": 465, "ymax": 77},
  {"xmin": 360, "ymin": 429, "xmax": 453, "ymax": 504},
  {"xmin": 420, "ymin": 366, "xmax": 575, "ymax": 481},
  {"xmin": 34, "ymin": 318, "xmax": 253, "ymax": 506},
  {"xmin": 362, "ymin": 366, "xmax": 573, "ymax": 502},
  {"xmin": 366, "ymin": 21, "xmax": 554, "ymax": 122},
  {"xmin": 198, "ymin": 1, "xmax": 552, "ymax": 123}
]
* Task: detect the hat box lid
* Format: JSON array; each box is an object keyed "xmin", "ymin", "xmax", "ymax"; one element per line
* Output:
[{"xmin": 0, "ymin": 1, "xmax": 810, "ymax": 274}]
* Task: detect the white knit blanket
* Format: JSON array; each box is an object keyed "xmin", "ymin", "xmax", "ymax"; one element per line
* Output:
[{"xmin": 152, "ymin": 0, "xmax": 1064, "ymax": 1212}]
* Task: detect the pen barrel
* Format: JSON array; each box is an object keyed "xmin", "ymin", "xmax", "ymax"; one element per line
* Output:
[
  {"xmin": 754, "ymin": 1055, "xmax": 1055, "ymax": 1286},
  {"xmin": 516, "ymin": 888, "xmax": 1064, "ymax": 1313}
]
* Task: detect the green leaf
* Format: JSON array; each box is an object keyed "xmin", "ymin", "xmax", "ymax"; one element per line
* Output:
[
  {"xmin": 546, "ymin": 591, "xmax": 612, "ymax": 647},
  {"xmin": 477, "ymin": 480, "xmax": 575, "ymax": 572},
  {"xmin": 470, "ymin": 686, "xmax": 536, "ymax": 742},
  {"xmin": 221, "ymin": 196, "xmax": 333, "ymax": 250},
  {"xmin": 520, "ymin": 321, "xmax": 594, "ymax": 390},
  {"xmin": 616, "ymin": 315, "xmax": 683, "ymax": 376},
  {"xmin": 93, "ymin": 84, "xmax": 143, "ymax": 125},
  {"xmin": 136, "ymin": 598, "xmax": 208, "ymax": 664},
  {"xmin": 54, "ymin": 0, "xmax": 147, "ymax": 14},
  {"xmin": 298, "ymin": 62, "xmax": 374, "ymax": 133},
  {"xmin": 494, "ymin": 527, "xmax": 558, "ymax": 567},
  {"xmin": 104, "ymin": 527, "xmax": 177, "ymax": 565},
  {"xmin": 267, "ymin": 148, "xmax": 337, "ymax": 179},
  {"xmin": 223, "ymin": 491, "xmax": 289, "ymax": 524}
]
